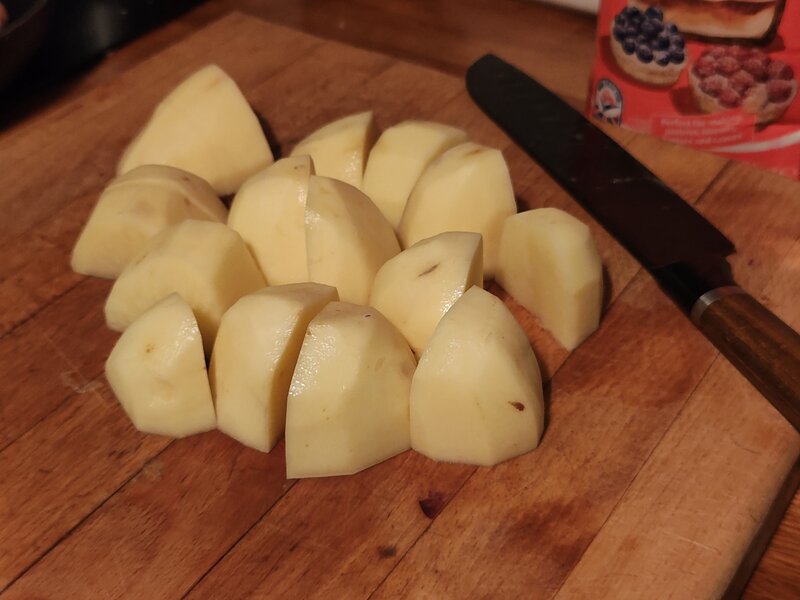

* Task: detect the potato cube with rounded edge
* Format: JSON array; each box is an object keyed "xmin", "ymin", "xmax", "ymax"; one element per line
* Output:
[
  {"xmin": 210, "ymin": 283, "xmax": 339, "ymax": 453},
  {"xmin": 71, "ymin": 165, "xmax": 226, "ymax": 279},
  {"xmin": 118, "ymin": 64, "xmax": 273, "ymax": 195},
  {"xmin": 398, "ymin": 142, "xmax": 516, "ymax": 278},
  {"xmin": 362, "ymin": 120, "xmax": 468, "ymax": 229},
  {"xmin": 105, "ymin": 293, "xmax": 215, "ymax": 438},
  {"xmin": 285, "ymin": 302, "xmax": 416, "ymax": 478},
  {"xmin": 227, "ymin": 155, "xmax": 314, "ymax": 285},
  {"xmin": 369, "ymin": 231, "xmax": 483, "ymax": 355},
  {"xmin": 105, "ymin": 220, "xmax": 266, "ymax": 353},
  {"xmin": 410, "ymin": 286, "xmax": 544, "ymax": 466},
  {"xmin": 109, "ymin": 165, "xmax": 228, "ymax": 222},
  {"xmin": 496, "ymin": 207, "xmax": 603, "ymax": 350},
  {"xmin": 290, "ymin": 111, "xmax": 377, "ymax": 189},
  {"xmin": 305, "ymin": 175, "xmax": 400, "ymax": 304}
]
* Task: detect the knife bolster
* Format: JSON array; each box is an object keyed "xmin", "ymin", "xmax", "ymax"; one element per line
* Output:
[
  {"xmin": 651, "ymin": 258, "xmax": 737, "ymax": 314},
  {"xmin": 693, "ymin": 292, "xmax": 800, "ymax": 433},
  {"xmin": 690, "ymin": 286, "xmax": 747, "ymax": 323},
  {"xmin": 653, "ymin": 259, "xmax": 800, "ymax": 432}
]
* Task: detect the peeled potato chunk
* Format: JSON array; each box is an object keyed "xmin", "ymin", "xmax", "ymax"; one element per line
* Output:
[
  {"xmin": 285, "ymin": 302, "xmax": 415, "ymax": 478},
  {"xmin": 105, "ymin": 294, "xmax": 215, "ymax": 438},
  {"xmin": 71, "ymin": 165, "xmax": 226, "ymax": 279},
  {"xmin": 496, "ymin": 208, "xmax": 602, "ymax": 350},
  {"xmin": 362, "ymin": 120, "xmax": 468, "ymax": 229},
  {"xmin": 410, "ymin": 287, "xmax": 544, "ymax": 466},
  {"xmin": 105, "ymin": 220, "xmax": 266, "ymax": 352},
  {"xmin": 369, "ymin": 231, "xmax": 483, "ymax": 355},
  {"xmin": 290, "ymin": 111, "xmax": 377, "ymax": 189},
  {"xmin": 118, "ymin": 64, "xmax": 273, "ymax": 195},
  {"xmin": 228, "ymin": 156, "xmax": 314, "ymax": 285},
  {"xmin": 398, "ymin": 142, "xmax": 516, "ymax": 278},
  {"xmin": 210, "ymin": 283, "xmax": 338, "ymax": 453},
  {"xmin": 305, "ymin": 175, "xmax": 400, "ymax": 304}
]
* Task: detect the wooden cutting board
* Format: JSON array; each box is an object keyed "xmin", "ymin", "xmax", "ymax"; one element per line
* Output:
[{"xmin": 1, "ymin": 12, "xmax": 798, "ymax": 599}]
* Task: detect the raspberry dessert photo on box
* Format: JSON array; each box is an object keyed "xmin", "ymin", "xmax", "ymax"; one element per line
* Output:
[{"xmin": 689, "ymin": 46, "xmax": 797, "ymax": 124}]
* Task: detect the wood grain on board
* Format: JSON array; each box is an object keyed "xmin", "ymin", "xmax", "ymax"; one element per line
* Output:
[{"xmin": 0, "ymin": 6, "xmax": 798, "ymax": 599}]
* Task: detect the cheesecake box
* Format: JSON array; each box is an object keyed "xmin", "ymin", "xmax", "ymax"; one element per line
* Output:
[{"xmin": 588, "ymin": 0, "xmax": 800, "ymax": 179}]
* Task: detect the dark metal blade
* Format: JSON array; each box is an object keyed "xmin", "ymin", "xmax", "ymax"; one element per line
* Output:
[{"xmin": 466, "ymin": 54, "xmax": 735, "ymax": 270}]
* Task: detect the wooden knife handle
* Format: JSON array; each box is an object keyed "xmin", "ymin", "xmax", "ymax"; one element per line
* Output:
[{"xmin": 694, "ymin": 291, "xmax": 800, "ymax": 432}]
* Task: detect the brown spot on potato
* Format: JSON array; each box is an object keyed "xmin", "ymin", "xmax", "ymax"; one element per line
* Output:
[
  {"xmin": 509, "ymin": 401, "xmax": 525, "ymax": 411},
  {"xmin": 144, "ymin": 343, "xmax": 155, "ymax": 354},
  {"xmin": 418, "ymin": 263, "xmax": 440, "ymax": 277}
]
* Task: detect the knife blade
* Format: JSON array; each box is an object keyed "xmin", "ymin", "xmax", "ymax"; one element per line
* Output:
[{"xmin": 467, "ymin": 53, "xmax": 800, "ymax": 432}]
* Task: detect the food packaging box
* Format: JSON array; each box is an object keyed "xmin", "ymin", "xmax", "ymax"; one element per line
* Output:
[{"xmin": 588, "ymin": 0, "xmax": 800, "ymax": 179}]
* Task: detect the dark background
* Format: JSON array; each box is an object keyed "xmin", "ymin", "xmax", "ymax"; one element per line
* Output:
[{"xmin": 1, "ymin": 0, "xmax": 204, "ymax": 126}]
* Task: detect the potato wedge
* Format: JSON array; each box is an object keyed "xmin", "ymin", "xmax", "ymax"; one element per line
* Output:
[
  {"xmin": 210, "ymin": 283, "xmax": 338, "ymax": 453},
  {"xmin": 71, "ymin": 165, "xmax": 225, "ymax": 279},
  {"xmin": 410, "ymin": 287, "xmax": 544, "ymax": 466},
  {"xmin": 105, "ymin": 293, "xmax": 215, "ymax": 438},
  {"xmin": 285, "ymin": 302, "xmax": 415, "ymax": 478},
  {"xmin": 105, "ymin": 220, "xmax": 266, "ymax": 352},
  {"xmin": 398, "ymin": 142, "xmax": 515, "ymax": 277},
  {"xmin": 496, "ymin": 208, "xmax": 602, "ymax": 350},
  {"xmin": 118, "ymin": 64, "xmax": 273, "ymax": 195},
  {"xmin": 305, "ymin": 175, "xmax": 400, "ymax": 304},
  {"xmin": 290, "ymin": 111, "xmax": 377, "ymax": 189},
  {"xmin": 362, "ymin": 120, "xmax": 467, "ymax": 228},
  {"xmin": 369, "ymin": 231, "xmax": 483, "ymax": 355},
  {"xmin": 228, "ymin": 156, "xmax": 314, "ymax": 285}
]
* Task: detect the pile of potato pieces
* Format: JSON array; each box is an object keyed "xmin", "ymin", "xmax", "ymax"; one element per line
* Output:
[{"xmin": 72, "ymin": 64, "xmax": 604, "ymax": 478}]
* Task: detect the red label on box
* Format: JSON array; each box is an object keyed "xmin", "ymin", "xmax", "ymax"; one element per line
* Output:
[
  {"xmin": 588, "ymin": 0, "xmax": 800, "ymax": 179},
  {"xmin": 652, "ymin": 113, "xmax": 757, "ymax": 147}
]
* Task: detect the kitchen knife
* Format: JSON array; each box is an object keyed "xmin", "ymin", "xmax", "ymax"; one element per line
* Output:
[{"xmin": 466, "ymin": 54, "xmax": 800, "ymax": 432}]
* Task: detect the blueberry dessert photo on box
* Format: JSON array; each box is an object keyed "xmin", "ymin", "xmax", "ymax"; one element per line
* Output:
[
  {"xmin": 689, "ymin": 46, "xmax": 797, "ymax": 125},
  {"xmin": 610, "ymin": 5, "xmax": 687, "ymax": 86}
]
